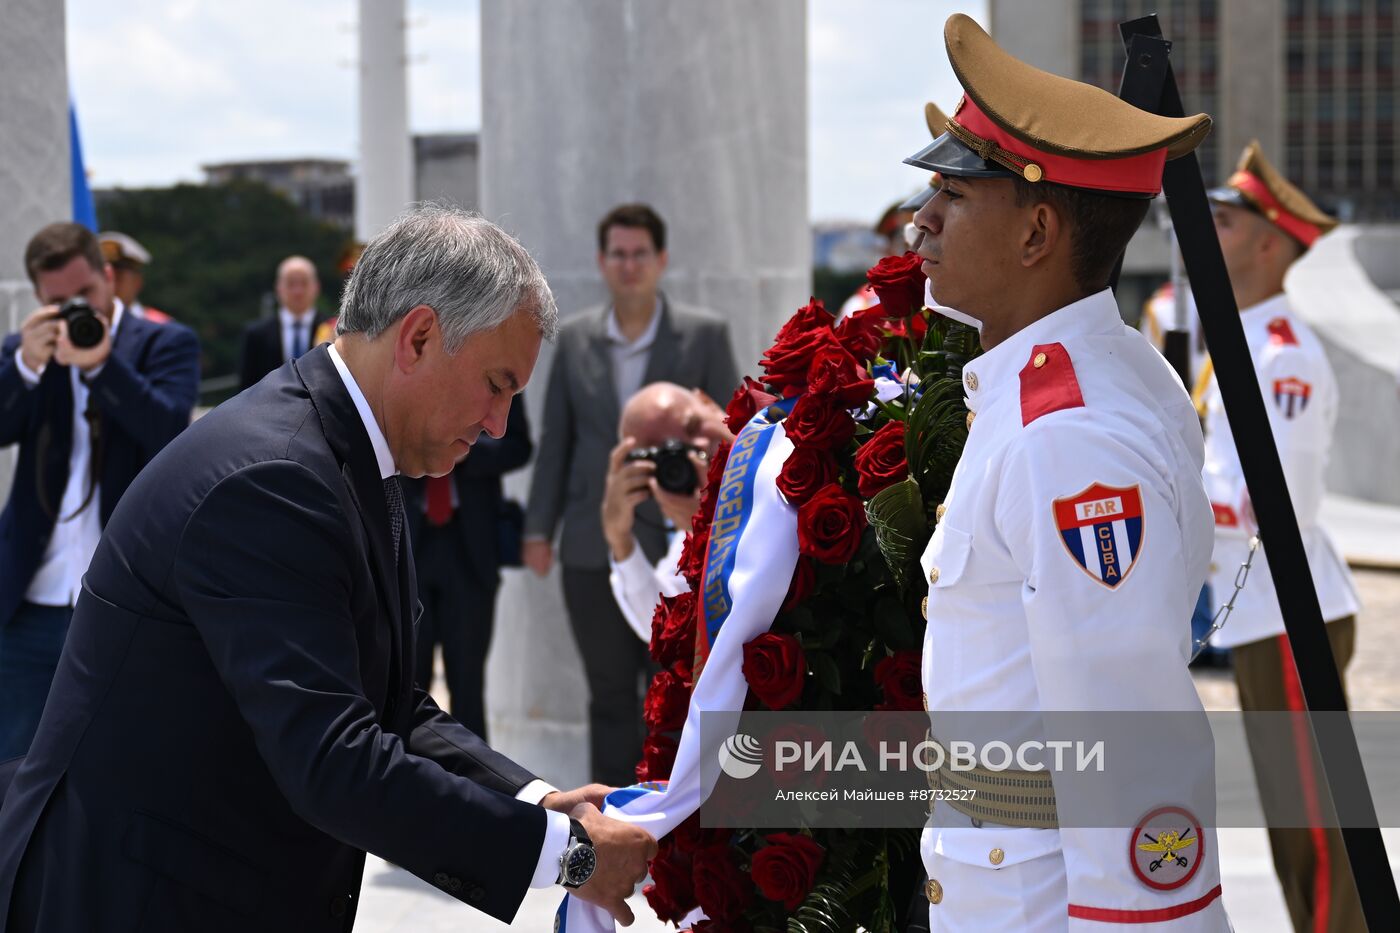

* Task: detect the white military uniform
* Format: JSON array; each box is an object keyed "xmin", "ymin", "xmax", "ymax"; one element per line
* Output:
[
  {"xmin": 1202, "ymin": 293, "xmax": 1359, "ymax": 647},
  {"xmin": 1138, "ymin": 283, "xmax": 1208, "ymax": 386},
  {"xmin": 920, "ymin": 289, "xmax": 1228, "ymax": 930}
]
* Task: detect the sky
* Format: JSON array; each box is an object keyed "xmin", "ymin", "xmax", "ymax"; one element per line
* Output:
[{"xmin": 67, "ymin": 0, "xmax": 983, "ymax": 223}]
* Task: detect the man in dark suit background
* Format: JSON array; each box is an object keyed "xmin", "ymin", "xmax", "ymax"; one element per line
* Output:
[
  {"xmin": 403, "ymin": 393, "xmax": 532, "ymax": 740},
  {"xmin": 523, "ymin": 203, "xmax": 739, "ymax": 786},
  {"xmin": 0, "ymin": 222, "xmax": 199, "ymax": 761},
  {"xmin": 0, "ymin": 206, "xmax": 654, "ymax": 931},
  {"xmin": 237, "ymin": 254, "xmax": 326, "ymax": 390}
]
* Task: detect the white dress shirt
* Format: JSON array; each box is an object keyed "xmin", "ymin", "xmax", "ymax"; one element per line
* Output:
[
  {"xmin": 326, "ymin": 344, "xmax": 571, "ymax": 888},
  {"xmin": 279, "ymin": 307, "xmax": 317, "ymax": 361},
  {"xmin": 605, "ymin": 298, "xmax": 662, "ymax": 407},
  {"xmin": 17, "ymin": 301, "xmax": 126, "ymax": 607},
  {"xmin": 1202, "ymin": 293, "xmax": 1360, "ymax": 647},
  {"xmin": 609, "ymin": 531, "xmax": 690, "ymax": 642}
]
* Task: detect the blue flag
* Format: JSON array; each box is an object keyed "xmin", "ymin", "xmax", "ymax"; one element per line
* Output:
[{"xmin": 70, "ymin": 100, "xmax": 96, "ymax": 231}]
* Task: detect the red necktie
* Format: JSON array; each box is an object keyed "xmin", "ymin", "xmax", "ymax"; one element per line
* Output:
[{"xmin": 425, "ymin": 475, "xmax": 453, "ymax": 526}]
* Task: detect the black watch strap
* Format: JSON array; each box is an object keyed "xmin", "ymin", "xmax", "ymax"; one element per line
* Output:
[{"xmin": 568, "ymin": 817, "xmax": 592, "ymax": 847}]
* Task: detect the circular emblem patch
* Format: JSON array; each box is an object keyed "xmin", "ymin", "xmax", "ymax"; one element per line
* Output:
[{"xmin": 1129, "ymin": 805, "xmax": 1204, "ymax": 891}]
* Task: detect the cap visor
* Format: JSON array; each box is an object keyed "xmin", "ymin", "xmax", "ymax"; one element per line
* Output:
[
  {"xmin": 903, "ymin": 132, "xmax": 1014, "ymax": 179},
  {"xmin": 1207, "ymin": 186, "xmax": 1250, "ymax": 208},
  {"xmin": 898, "ymin": 185, "xmax": 938, "ymax": 212}
]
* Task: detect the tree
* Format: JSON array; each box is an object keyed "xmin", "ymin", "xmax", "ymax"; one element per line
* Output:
[{"xmin": 98, "ymin": 181, "xmax": 352, "ymax": 402}]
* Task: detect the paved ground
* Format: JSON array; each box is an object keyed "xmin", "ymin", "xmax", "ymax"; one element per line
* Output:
[{"xmin": 357, "ymin": 569, "xmax": 1400, "ymax": 932}]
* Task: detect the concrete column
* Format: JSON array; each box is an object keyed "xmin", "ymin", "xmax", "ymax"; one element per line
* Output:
[
  {"xmin": 480, "ymin": 0, "xmax": 809, "ymax": 787},
  {"xmin": 0, "ymin": 0, "xmax": 69, "ymax": 500},
  {"xmin": 356, "ymin": 0, "xmax": 414, "ymax": 241},
  {"xmin": 1220, "ymin": 0, "xmax": 1285, "ymax": 180}
]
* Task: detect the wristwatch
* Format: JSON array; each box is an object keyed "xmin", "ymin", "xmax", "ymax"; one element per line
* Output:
[{"xmin": 557, "ymin": 818, "xmax": 597, "ymax": 889}]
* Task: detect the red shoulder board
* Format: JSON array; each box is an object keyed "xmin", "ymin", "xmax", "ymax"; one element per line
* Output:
[
  {"xmin": 1020, "ymin": 343, "xmax": 1084, "ymax": 426},
  {"xmin": 1266, "ymin": 318, "xmax": 1298, "ymax": 346}
]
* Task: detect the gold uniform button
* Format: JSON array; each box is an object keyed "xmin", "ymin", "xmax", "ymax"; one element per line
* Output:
[
  {"xmin": 925, "ymin": 879, "xmax": 943, "ymax": 905},
  {"xmin": 921, "ymin": 596, "xmax": 928, "ymax": 619},
  {"xmin": 928, "ymin": 566, "xmax": 940, "ymax": 584},
  {"xmin": 1022, "ymin": 163, "xmax": 1043, "ymax": 183},
  {"xmin": 1266, "ymin": 207, "xmax": 1280, "ymax": 222},
  {"xmin": 989, "ymin": 848, "xmax": 1005, "ymax": 866},
  {"xmin": 935, "ymin": 503, "xmax": 947, "ymax": 521},
  {"xmin": 965, "ymin": 411, "xmax": 976, "ymax": 430},
  {"xmin": 1033, "ymin": 352, "xmax": 1048, "ymax": 368},
  {"xmin": 964, "ymin": 371, "xmax": 978, "ymax": 392}
]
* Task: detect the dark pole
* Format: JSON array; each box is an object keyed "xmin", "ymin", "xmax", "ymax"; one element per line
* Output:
[{"xmin": 1115, "ymin": 16, "xmax": 1399, "ymax": 929}]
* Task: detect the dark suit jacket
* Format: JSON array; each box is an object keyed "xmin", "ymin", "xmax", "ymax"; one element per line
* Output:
[
  {"xmin": 238, "ymin": 312, "xmax": 326, "ymax": 391},
  {"xmin": 0, "ymin": 346, "xmax": 547, "ymax": 932},
  {"xmin": 0, "ymin": 312, "xmax": 200, "ymax": 625},
  {"xmin": 402, "ymin": 394, "xmax": 532, "ymax": 586},
  {"xmin": 525, "ymin": 294, "xmax": 738, "ymax": 570}
]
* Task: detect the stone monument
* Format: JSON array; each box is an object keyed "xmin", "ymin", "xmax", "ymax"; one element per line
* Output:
[{"xmin": 479, "ymin": 0, "xmax": 810, "ymax": 787}]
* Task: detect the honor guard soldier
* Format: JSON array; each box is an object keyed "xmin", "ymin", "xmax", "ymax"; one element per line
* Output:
[
  {"xmin": 98, "ymin": 232, "xmax": 172, "ymax": 324},
  {"xmin": 907, "ymin": 15, "xmax": 1227, "ymax": 930},
  {"xmin": 1202, "ymin": 142, "xmax": 1362, "ymax": 933}
]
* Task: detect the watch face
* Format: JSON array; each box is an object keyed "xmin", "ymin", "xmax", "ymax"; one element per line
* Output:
[{"xmin": 566, "ymin": 844, "xmax": 596, "ymax": 885}]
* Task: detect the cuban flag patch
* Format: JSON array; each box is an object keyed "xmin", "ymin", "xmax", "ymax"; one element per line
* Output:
[
  {"xmin": 1053, "ymin": 483, "xmax": 1144, "ymax": 589},
  {"xmin": 1273, "ymin": 376, "xmax": 1311, "ymax": 419}
]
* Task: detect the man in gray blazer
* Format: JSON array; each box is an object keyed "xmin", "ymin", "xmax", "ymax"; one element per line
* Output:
[{"xmin": 524, "ymin": 204, "xmax": 738, "ymax": 786}]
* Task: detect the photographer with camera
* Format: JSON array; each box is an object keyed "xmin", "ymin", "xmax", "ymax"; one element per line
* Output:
[
  {"xmin": 0, "ymin": 222, "xmax": 199, "ymax": 760},
  {"xmin": 602, "ymin": 381, "xmax": 732, "ymax": 641}
]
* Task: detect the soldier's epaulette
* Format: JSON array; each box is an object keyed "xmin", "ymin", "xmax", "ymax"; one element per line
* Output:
[
  {"xmin": 1267, "ymin": 318, "xmax": 1299, "ymax": 346},
  {"xmin": 1019, "ymin": 343, "xmax": 1084, "ymax": 426}
]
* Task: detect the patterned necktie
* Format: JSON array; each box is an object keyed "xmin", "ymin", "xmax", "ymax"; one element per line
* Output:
[{"xmin": 383, "ymin": 476, "xmax": 404, "ymax": 561}]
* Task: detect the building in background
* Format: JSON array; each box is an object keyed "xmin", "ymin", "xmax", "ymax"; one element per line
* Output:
[
  {"xmin": 414, "ymin": 132, "xmax": 479, "ymax": 209},
  {"xmin": 202, "ymin": 158, "xmax": 355, "ymax": 230}
]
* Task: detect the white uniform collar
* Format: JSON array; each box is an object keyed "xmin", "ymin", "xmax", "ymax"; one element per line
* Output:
[
  {"xmin": 1237, "ymin": 291, "xmax": 1290, "ymax": 324},
  {"xmin": 326, "ymin": 343, "xmax": 397, "ymax": 479},
  {"xmin": 959, "ymin": 288, "xmax": 1121, "ymax": 414}
]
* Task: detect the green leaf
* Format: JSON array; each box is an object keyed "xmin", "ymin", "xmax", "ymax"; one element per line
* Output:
[{"xmin": 864, "ymin": 477, "xmax": 927, "ymax": 590}]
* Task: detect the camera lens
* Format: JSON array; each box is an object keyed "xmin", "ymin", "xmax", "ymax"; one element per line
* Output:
[{"xmin": 59, "ymin": 297, "xmax": 105, "ymax": 350}]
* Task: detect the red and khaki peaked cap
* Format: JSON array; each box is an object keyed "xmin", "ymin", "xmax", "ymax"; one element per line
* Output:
[
  {"xmin": 1208, "ymin": 141, "xmax": 1337, "ymax": 248},
  {"xmin": 906, "ymin": 14, "xmax": 1212, "ymax": 198},
  {"xmin": 898, "ymin": 102, "xmax": 952, "ymax": 212}
]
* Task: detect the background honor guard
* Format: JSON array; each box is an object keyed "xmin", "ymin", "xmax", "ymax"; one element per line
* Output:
[
  {"xmin": 906, "ymin": 15, "xmax": 1226, "ymax": 930},
  {"xmin": 98, "ymin": 232, "xmax": 172, "ymax": 324},
  {"xmin": 1203, "ymin": 141, "xmax": 1363, "ymax": 933}
]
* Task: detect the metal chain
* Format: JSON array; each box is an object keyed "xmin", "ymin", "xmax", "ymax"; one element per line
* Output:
[{"xmin": 1191, "ymin": 535, "xmax": 1261, "ymax": 662}]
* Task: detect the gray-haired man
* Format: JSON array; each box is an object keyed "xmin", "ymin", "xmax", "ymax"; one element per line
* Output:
[{"xmin": 0, "ymin": 206, "xmax": 656, "ymax": 931}]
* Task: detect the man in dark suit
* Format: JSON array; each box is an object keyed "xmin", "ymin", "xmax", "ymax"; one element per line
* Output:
[
  {"xmin": 0, "ymin": 207, "xmax": 654, "ymax": 931},
  {"xmin": 403, "ymin": 394, "xmax": 532, "ymax": 740},
  {"xmin": 0, "ymin": 222, "xmax": 199, "ymax": 760},
  {"xmin": 523, "ymin": 203, "xmax": 739, "ymax": 786},
  {"xmin": 237, "ymin": 255, "xmax": 327, "ymax": 391}
]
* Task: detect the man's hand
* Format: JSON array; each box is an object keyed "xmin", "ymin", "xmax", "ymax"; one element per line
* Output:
[
  {"xmin": 650, "ymin": 450, "xmax": 706, "ymax": 529},
  {"xmin": 523, "ymin": 539, "xmax": 554, "ymax": 577},
  {"xmin": 601, "ymin": 437, "xmax": 653, "ymax": 561},
  {"xmin": 18, "ymin": 306, "xmax": 61, "ymax": 374},
  {"xmin": 541, "ymin": 784, "xmax": 614, "ymax": 813},
  {"xmin": 53, "ymin": 316, "xmax": 113, "ymax": 374},
  {"xmin": 568, "ymin": 802, "xmax": 657, "ymax": 926}
]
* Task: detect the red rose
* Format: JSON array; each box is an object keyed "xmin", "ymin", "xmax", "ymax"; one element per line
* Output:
[
  {"xmin": 742, "ymin": 632, "xmax": 807, "ymax": 710},
  {"xmin": 644, "ymin": 663, "xmax": 693, "ymax": 732},
  {"xmin": 672, "ymin": 813, "xmax": 731, "ymax": 855},
  {"xmin": 866, "ymin": 251, "xmax": 926, "ymax": 318},
  {"xmin": 782, "ymin": 556, "xmax": 815, "ymax": 612},
  {"xmin": 691, "ymin": 844, "xmax": 755, "ymax": 922},
  {"xmin": 725, "ymin": 376, "xmax": 779, "ymax": 434},
  {"xmin": 751, "ymin": 833, "xmax": 826, "ymax": 911},
  {"xmin": 651, "ymin": 591, "xmax": 697, "ymax": 668},
  {"xmin": 692, "ymin": 441, "xmax": 732, "ymax": 537},
  {"xmin": 644, "ymin": 839, "xmax": 698, "ymax": 924},
  {"xmin": 835, "ymin": 303, "xmax": 886, "ymax": 361},
  {"xmin": 776, "ymin": 446, "xmax": 838, "ymax": 507},
  {"xmin": 853, "ymin": 420, "xmax": 908, "ymax": 498},
  {"xmin": 806, "ymin": 342, "xmax": 875, "ymax": 408},
  {"xmin": 784, "ymin": 392, "xmax": 856, "ymax": 450},
  {"xmin": 797, "ymin": 484, "xmax": 867, "ymax": 564},
  {"xmin": 873, "ymin": 650, "xmax": 923, "ymax": 711},
  {"xmin": 762, "ymin": 327, "xmax": 845, "ymax": 399},
  {"xmin": 765, "ymin": 722, "xmax": 828, "ymax": 790},
  {"xmin": 636, "ymin": 732, "xmax": 679, "ymax": 782},
  {"xmin": 772, "ymin": 297, "xmax": 834, "ymax": 344}
]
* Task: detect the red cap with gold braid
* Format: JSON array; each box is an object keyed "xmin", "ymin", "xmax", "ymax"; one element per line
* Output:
[{"xmin": 905, "ymin": 14, "xmax": 1212, "ymax": 199}]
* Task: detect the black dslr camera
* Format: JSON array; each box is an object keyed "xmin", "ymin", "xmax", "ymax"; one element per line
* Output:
[
  {"xmin": 57, "ymin": 296, "xmax": 105, "ymax": 349},
  {"xmin": 625, "ymin": 439, "xmax": 700, "ymax": 495}
]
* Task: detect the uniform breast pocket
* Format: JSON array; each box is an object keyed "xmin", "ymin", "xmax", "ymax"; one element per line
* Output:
[{"xmin": 922, "ymin": 523, "xmax": 973, "ymax": 591}]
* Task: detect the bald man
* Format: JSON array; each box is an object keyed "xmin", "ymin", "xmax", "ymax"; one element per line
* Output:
[
  {"xmin": 601, "ymin": 382, "xmax": 731, "ymax": 639},
  {"xmin": 238, "ymin": 256, "xmax": 328, "ymax": 391}
]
